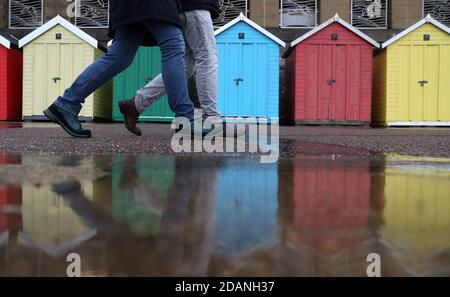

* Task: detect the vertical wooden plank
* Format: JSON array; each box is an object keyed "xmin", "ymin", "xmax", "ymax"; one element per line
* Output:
[
  {"xmin": 424, "ymin": 45, "xmax": 439, "ymax": 121},
  {"xmin": 409, "ymin": 45, "xmax": 424, "ymax": 121},
  {"xmin": 346, "ymin": 45, "xmax": 361, "ymax": 121},
  {"xmin": 332, "ymin": 45, "xmax": 347, "ymax": 121},
  {"xmin": 439, "ymin": 45, "xmax": 450, "ymax": 122},
  {"xmin": 318, "ymin": 45, "xmax": 332, "ymax": 120},
  {"xmin": 305, "ymin": 44, "xmax": 319, "ymax": 120}
]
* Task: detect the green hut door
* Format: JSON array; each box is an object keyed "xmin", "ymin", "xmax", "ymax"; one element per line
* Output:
[{"xmin": 113, "ymin": 47, "xmax": 174, "ymax": 122}]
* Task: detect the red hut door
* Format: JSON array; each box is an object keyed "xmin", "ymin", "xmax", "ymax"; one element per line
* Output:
[{"xmin": 308, "ymin": 44, "xmax": 362, "ymax": 121}]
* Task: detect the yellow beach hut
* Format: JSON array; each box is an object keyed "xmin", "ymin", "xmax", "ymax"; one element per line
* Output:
[
  {"xmin": 373, "ymin": 15, "xmax": 450, "ymax": 126},
  {"xmin": 19, "ymin": 16, "xmax": 112, "ymax": 121}
]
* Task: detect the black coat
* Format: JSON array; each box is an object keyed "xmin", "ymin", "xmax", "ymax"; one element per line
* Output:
[
  {"xmin": 181, "ymin": 0, "xmax": 220, "ymax": 18},
  {"xmin": 109, "ymin": 0, "xmax": 182, "ymax": 46}
]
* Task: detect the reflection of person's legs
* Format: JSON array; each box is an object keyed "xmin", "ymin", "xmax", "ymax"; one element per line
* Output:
[
  {"xmin": 55, "ymin": 25, "xmax": 144, "ymax": 115},
  {"xmin": 143, "ymin": 21, "xmax": 194, "ymax": 120}
]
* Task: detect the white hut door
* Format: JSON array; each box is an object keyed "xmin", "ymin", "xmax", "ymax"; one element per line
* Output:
[
  {"xmin": 46, "ymin": 44, "xmax": 61, "ymax": 113},
  {"xmin": 33, "ymin": 43, "xmax": 60, "ymax": 116}
]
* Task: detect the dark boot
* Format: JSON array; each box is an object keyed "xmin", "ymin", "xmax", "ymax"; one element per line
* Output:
[
  {"xmin": 43, "ymin": 104, "xmax": 92, "ymax": 138},
  {"xmin": 118, "ymin": 99, "xmax": 142, "ymax": 136}
]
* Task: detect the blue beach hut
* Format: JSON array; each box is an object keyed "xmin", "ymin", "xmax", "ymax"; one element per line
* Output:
[{"xmin": 215, "ymin": 14, "xmax": 285, "ymax": 122}]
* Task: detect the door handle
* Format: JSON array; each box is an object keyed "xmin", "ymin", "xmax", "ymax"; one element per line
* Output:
[
  {"xmin": 234, "ymin": 78, "xmax": 244, "ymax": 86},
  {"xmin": 418, "ymin": 80, "xmax": 428, "ymax": 86},
  {"xmin": 327, "ymin": 79, "xmax": 336, "ymax": 85},
  {"xmin": 144, "ymin": 76, "xmax": 153, "ymax": 84},
  {"xmin": 52, "ymin": 77, "xmax": 61, "ymax": 83}
]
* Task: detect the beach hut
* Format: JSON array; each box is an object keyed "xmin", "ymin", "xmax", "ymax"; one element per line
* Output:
[
  {"xmin": 108, "ymin": 41, "xmax": 174, "ymax": 122},
  {"xmin": 19, "ymin": 16, "xmax": 112, "ymax": 121},
  {"xmin": 285, "ymin": 14, "xmax": 379, "ymax": 125},
  {"xmin": 215, "ymin": 13, "xmax": 285, "ymax": 122},
  {"xmin": 373, "ymin": 15, "xmax": 450, "ymax": 126},
  {"xmin": 0, "ymin": 34, "xmax": 22, "ymax": 121}
]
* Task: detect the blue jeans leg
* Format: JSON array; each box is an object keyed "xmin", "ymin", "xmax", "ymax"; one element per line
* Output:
[
  {"xmin": 143, "ymin": 22, "xmax": 195, "ymax": 120},
  {"xmin": 54, "ymin": 25, "xmax": 144, "ymax": 115}
]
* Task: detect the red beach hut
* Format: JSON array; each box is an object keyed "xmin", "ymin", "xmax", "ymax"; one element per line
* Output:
[
  {"xmin": 285, "ymin": 14, "xmax": 379, "ymax": 125},
  {"xmin": 0, "ymin": 34, "xmax": 22, "ymax": 121}
]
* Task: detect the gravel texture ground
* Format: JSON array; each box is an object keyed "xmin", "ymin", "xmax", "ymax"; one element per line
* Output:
[{"xmin": 0, "ymin": 122, "xmax": 449, "ymax": 158}]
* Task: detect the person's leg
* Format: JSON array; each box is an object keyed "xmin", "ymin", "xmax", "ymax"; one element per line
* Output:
[
  {"xmin": 120, "ymin": 14, "xmax": 196, "ymax": 136},
  {"xmin": 143, "ymin": 21, "xmax": 194, "ymax": 120},
  {"xmin": 55, "ymin": 25, "xmax": 144, "ymax": 115},
  {"xmin": 45, "ymin": 25, "xmax": 144, "ymax": 138},
  {"xmin": 184, "ymin": 10, "xmax": 220, "ymax": 118},
  {"xmin": 133, "ymin": 12, "xmax": 195, "ymax": 113}
]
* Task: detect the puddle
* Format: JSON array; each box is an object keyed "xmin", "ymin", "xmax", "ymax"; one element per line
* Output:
[{"xmin": 0, "ymin": 146, "xmax": 449, "ymax": 276}]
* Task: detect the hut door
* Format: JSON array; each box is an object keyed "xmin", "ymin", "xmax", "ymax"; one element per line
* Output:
[
  {"xmin": 33, "ymin": 44, "xmax": 60, "ymax": 116},
  {"xmin": 404, "ymin": 45, "xmax": 440, "ymax": 122},
  {"xmin": 314, "ymin": 45, "xmax": 361, "ymax": 121},
  {"xmin": 218, "ymin": 42, "xmax": 269, "ymax": 117}
]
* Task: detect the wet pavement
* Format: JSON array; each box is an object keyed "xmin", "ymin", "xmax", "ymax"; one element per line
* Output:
[{"xmin": 0, "ymin": 139, "xmax": 450, "ymax": 276}]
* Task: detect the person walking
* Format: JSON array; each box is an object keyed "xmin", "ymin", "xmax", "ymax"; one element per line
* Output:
[
  {"xmin": 118, "ymin": 0, "xmax": 221, "ymax": 136},
  {"xmin": 44, "ymin": 0, "xmax": 195, "ymax": 138}
]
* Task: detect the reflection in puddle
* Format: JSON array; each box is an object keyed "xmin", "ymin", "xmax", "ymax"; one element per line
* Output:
[
  {"xmin": 0, "ymin": 123, "xmax": 22, "ymax": 129},
  {"xmin": 0, "ymin": 147, "xmax": 449, "ymax": 276}
]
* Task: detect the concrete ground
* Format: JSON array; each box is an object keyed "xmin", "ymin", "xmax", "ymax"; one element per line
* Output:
[{"xmin": 0, "ymin": 122, "xmax": 449, "ymax": 157}]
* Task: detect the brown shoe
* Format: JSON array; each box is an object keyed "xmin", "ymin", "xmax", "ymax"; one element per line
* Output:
[{"xmin": 118, "ymin": 99, "xmax": 142, "ymax": 136}]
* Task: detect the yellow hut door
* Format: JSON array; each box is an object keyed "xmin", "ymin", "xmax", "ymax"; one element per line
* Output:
[
  {"xmin": 33, "ymin": 43, "xmax": 86, "ymax": 116},
  {"xmin": 401, "ymin": 45, "xmax": 440, "ymax": 122}
]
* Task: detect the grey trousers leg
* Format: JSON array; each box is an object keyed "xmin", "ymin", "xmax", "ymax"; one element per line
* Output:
[{"xmin": 135, "ymin": 10, "xmax": 220, "ymax": 118}]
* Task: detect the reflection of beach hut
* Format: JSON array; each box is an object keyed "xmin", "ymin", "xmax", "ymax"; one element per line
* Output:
[
  {"xmin": 108, "ymin": 41, "xmax": 174, "ymax": 122},
  {"xmin": 290, "ymin": 157, "xmax": 372, "ymax": 257},
  {"xmin": 0, "ymin": 155, "xmax": 22, "ymax": 243},
  {"xmin": 285, "ymin": 14, "xmax": 379, "ymax": 125},
  {"xmin": 19, "ymin": 16, "xmax": 112, "ymax": 121},
  {"xmin": 215, "ymin": 14, "xmax": 285, "ymax": 121},
  {"xmin": 380, "ymin": 164, "xmax": 450, "ymax": 276},
  {"xmin": 215, "ymin": 160, "xmax": 278, "ymax": 253},
  {"xmin": 0, "ymin": 34, "xmax": 22, "ymax": 121},
  {"xmin": 19, "ymin": 180, "xmax": 96, "ymax": 257},
  {"xmin": 111, "ymin": 156, "xmax": 175, "ymax": 237},
  {"xmin": 373, "ymin": 15, "xmax": 450, "ymax": 126}
]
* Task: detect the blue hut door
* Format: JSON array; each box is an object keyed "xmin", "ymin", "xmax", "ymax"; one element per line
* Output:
[{"xmin": 219, "ymin": 42, "xmax": 269, "ymax": 118}]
